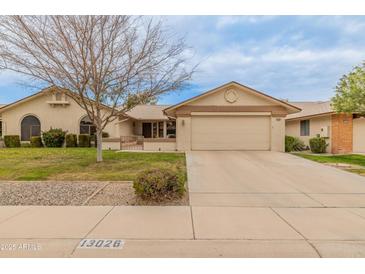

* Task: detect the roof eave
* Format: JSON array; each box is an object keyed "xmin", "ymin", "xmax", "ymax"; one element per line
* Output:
[{"xmin": 285, "ymin": 111, "xmax": 335, "ymax": 121}]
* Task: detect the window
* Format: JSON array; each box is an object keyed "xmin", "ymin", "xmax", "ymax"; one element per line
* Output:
[
  {"xmin": 0, "ymin": 120, "xmax": 2, "ymax": 137},
  {"xmin": 300, "ymin": 120, "xmax": 310, "ymax": 136},
  {"xmin": 166, "ymin": 121, "xmax": 176, "ymax": 138},
  {"xmin": 152, "ymin": 122, "xmax": 158, "ymax": 138},
  {"xmin": 158, "ymin": 122, "xmax": 164, "ymax": 138},
  {"xmin": 21, "ymin": 115, "xmax": 41, "ymax": 141},
  {"xmin": 80, "ymin": 116, "xmax": 96, "ymax": 135},
  {"xmin": 55, "ymin": 92, "xmax": 62, "ymax": 101}
]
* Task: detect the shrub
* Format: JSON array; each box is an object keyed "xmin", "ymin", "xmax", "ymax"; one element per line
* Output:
[
  {"xmin": 65, "ymin": 134, "xmax": 77, "ymax": 147},
  {"xmin": 309, "ymin": 136, "xmax": 328, "ymax": 153},
  {"xmin": 285, "ymin": 135, "xmax": 305, "ymax": 152},
  {"xmin": 4, "ymin": 135, "xmax": 20, "ymax": 148},
  {"xmin": 78, "ymin": 134, "xmax": 91, "ymax": 147},
  {"xmin": 42, "ymin": 128, "xmax": 66, "ymax": 147},
  {"xmin": 30, "ymin": 136, "xmax": 43, "ymax": 147},
  {"xmin": 133, "ymin": 168, "xmax": 185, "ymax": 201}
]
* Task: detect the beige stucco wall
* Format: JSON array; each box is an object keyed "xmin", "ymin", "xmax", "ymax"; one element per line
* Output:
[
  {"xmin": 1, "ymin": 92, "xmax": 118, "ymax": 139},
  {"xmin": 176, "ymin": 117, "xmax": 192, "ymax": 151},
  {"xmin": 118, "ymin": 118, "xmax": 134, "ymax": 136},
  {"xmin": 144, "ymin": 141, "xmax": 177, "ymax": 151},
  {"xmin": 285, "ymin": 115, "xmax": 332, "ymax": 152},
  {"xmin": 102, "ymin": 140, "xmax": 120, "ymax": 150},
  {"xmin": 271, "ymin": 117, "xmax": 285, "ymax": 152}
]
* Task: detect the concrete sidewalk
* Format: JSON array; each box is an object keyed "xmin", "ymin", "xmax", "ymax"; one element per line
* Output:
[{"xmin": 2, "ymin": 205, "xmax": 365, "ymax": 257}]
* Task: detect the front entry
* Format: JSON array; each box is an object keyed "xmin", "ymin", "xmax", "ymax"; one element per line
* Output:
[{"xmin": 142, "ymin": 122, "xmax": 152, "ymax": 138}]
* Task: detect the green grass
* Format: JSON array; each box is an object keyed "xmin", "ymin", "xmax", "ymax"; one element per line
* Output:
[
  {"xmin": 0, "ymin": 148, "xmax": 186, "ymax": 181},
  {"xmin": 293, "ymin": 153, "xmax": 365, "ymax": 167}
]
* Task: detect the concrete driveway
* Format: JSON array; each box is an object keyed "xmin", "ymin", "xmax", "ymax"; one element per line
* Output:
[
  {"xmin": 187, "ymin": 151, "xmax": 365, "ymax": 207},
  {"xmin": 185, "ymin": 151, "xmax": 365, "ymax": 257}
]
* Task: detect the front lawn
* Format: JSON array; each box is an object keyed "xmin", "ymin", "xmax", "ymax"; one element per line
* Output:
[
  {"xmin": 0, "ymin": 148, "xmax": 186, "ymax": 181},
  {"xmin": 293, "ymin": 153, "xmax": 365, "ymax": 166},
  {"xmin": 293, "ymin": 153, "xmax": 365, "ymax": 175}
]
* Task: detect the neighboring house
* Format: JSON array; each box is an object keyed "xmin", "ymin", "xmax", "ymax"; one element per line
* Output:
[
  {"xmin": 0, "ymin": 87, "xmax": 119, "ymax": 142},
  {"xmin": 285, "ymin": 101, "xmax": 365, "ymax": 154},
  {"xmin": 0, "ymin": 82, "xmax": 300, "ymax": 152},
  {"xmin": 0, "ymin": 104, "xmax": 5, "ymax": 138}
]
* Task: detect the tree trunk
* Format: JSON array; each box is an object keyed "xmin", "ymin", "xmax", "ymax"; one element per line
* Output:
[{"xmin": 96, "ymin": 129, "xmax": 103, "ymax": 162}]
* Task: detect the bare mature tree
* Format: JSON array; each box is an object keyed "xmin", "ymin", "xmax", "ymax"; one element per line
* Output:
[{"xmin": 0, "ymin": 15, "xmax": 194, "ymax": 162}]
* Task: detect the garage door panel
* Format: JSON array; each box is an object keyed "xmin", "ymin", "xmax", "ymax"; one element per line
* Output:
[{"xmin": 192, "ymin": 116, "xmax": 270, "ymax": 150}]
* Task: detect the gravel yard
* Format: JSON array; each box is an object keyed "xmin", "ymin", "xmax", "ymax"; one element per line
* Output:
[{"xmin": 0, "ymin": 181, "xmax": 189, "ymax": 206}]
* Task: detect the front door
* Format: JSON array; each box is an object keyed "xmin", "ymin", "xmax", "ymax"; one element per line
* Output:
[{"xmin": 142, "ymin": 123, "xmax": 152, "ymax": 138}]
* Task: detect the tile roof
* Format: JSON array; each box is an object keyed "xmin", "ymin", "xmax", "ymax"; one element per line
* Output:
[
  {"xmin": 286, "ymin": 101, "xmax": 333, "ymax": 120},
  {"xmin": 126, "ymin": 104, "xmax": 171, "ymax": 120}
]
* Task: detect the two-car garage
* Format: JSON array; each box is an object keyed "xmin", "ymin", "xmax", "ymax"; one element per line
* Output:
[
  {"xmin": 191, "ymin": 115, "xmax": 271, "ymax": 151},
  {"xmin": 164, "ymin": 82, "xmax": 301, "ymax": 152}
]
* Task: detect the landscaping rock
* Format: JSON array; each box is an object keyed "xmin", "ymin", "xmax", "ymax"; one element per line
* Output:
[{"xmin": 0, "ymin": 181, "xmax": 189, "ymax": 206}]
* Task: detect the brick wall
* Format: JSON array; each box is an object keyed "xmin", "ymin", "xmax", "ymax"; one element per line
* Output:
[{"xmin": 331, "ymin": 114, "xmax": 353, "ymax": 154}]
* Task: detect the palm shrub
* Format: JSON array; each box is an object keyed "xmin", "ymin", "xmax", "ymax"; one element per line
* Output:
[
  {"xmin": 65, "ymin": 134, "xmax": 77, "ymax": 147},
  {"xmin": 285, "ymin": 135, "xmax": 305, "ymax": 152},
  {"xmin": 309, "ymin": 136, "xmax": 328, "ymax": 153},
  {"xmin": 4, "ymin": 135, "xmax": 21, "ymax": 148},
  {"xmin": 42, "ymin": 128, "xmax": 66, "ymax": 147},
  {"xmin": 30, "ymin": 136, "xmax": 43, "ymax": 147},
  {"xmin": 133, "ymin": 168, "xmax": 186, "ymax": 201},
  {"xmin": 78, "ymin": 134, "xmax": 91, "ymax": 147}
]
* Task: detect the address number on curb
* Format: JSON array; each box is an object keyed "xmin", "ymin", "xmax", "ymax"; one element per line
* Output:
[{"xmin": 77, "ymin": 239, "xmax": 125, "ymax": 249}]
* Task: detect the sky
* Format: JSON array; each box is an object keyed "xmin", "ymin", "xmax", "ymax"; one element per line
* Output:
[{"xmin": 1, "ymin": 15, "xmax": 365, "ymax": 105}]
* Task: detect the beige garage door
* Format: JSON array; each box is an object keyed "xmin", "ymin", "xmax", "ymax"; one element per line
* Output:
[
  {"xmin": 353, "ymin": 118, "xmax": 365, "ymax": 153},
  {"xmin": 191, "ymin": 115, "xmax": 271, "ymax": 150}
]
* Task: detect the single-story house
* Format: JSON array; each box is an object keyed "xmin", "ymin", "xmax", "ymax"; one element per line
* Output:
[
  {"xmin": 285, "ymin": 101, "xmax": 365, "ymax": 154},
  {"xmin": 0, "ymin": 81, "xmax": 301, "ymax": 151}
]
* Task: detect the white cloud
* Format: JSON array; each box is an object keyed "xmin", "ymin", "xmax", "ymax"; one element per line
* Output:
[
  {"xmin": 261, "ymin": 47, "xmax": 364, "ymax": 63},
  {"xmin": 216, "ymin": 16, "xmax": 276, "ymax": 29}
]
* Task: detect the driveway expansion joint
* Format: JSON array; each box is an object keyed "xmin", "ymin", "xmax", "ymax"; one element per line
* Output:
[
  {"xmin": 270, "ymin": 207, "xmax": 322, "ymax": 258},
  {"xmin": 70, "ymin": 206, "xmax": 115, "ymax": 255}
]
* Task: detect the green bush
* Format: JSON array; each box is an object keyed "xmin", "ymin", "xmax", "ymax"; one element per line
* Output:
[
  {"xmin": 42, "ymin": 128, "xmax": 66, "ymax": 147},
  {"xmin": 30, "ymin": 136, "xmax": 43, "ymax": 147},
  {"xmin": 4, "ymin": 135, "xmax": 21, "ymax": 148},
  {"xmin": 78, "ymin": 134, "xmax": 91, "ymax": 147},
  {"xmin": 133, "ymin": 168, "xmax": 185, "ymax": 201},
  {"xmin": 65, "ymin": 134, "xmax": 77, "ymax": 147},
  {"xmin": 285, "ymin": 135, "xmax": 305, "ymax": 152},
  {"xmin": 309, "ymin": 137, "xmax": 328, "ymax": 153}
]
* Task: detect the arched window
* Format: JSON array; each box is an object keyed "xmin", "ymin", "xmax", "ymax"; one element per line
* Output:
[
  {"xmin": 80, "ymin": 116, "xmax": 96, "ymax": 135},
  {"xmin": 21, "ymin": 115, "xmax": 41, "ymax": 141}
]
